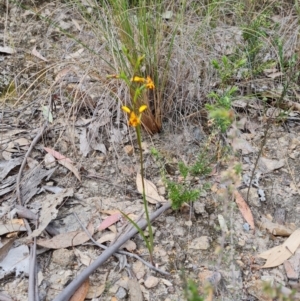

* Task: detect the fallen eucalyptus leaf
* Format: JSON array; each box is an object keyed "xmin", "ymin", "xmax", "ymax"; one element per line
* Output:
[
  {"xmin": 37, "ymin": 223, "xmax": 94, "ymax": 249},
  {"xmin": 234, "ymin": 190, "xmax": 255, "ymax": 230},
  {"xmin": 136, "ymin": 174, "xmax": 166, "ymax": 204},
  {"xmin": 0, "ymin": 219, "xmax": 26, "ymax": 236},
  {"xmin": 44, "ymin": 147, "xmax": 80, "ymax": 181},
  {"xmin": 32, "ymin": 46, "xmax": 48, "ymax": 61},
  {"xmin": 258, "ymin": 228, "xmax": 300, "ymax": 268},
  {"xmin": 0, "ymin": 46, "xmax": 15, "ymax": 54},
  {"xmin": 42, "ymin": 106, "xmax": 53, "ymax": 123},
  {"xmin": 69, "ymin": 278, "xmax": 89, "ymax": 301},
  {"xmin": 29, "ymin": 188, "xmax": 74, "ymax": 239},
  {"xmin": 0, "ymin": 237, "xmax": 16, "ymax": 262},
  {"xmin": 98, "ymin": 213, "xmax": 121, "ymax": 231},
  {"xmin": 0, "ymin": 245, "xmax": 29, "ymax": 278},
  {"xmin": 258, "ymin": 157, "xmax": 285, "ymax": 173}
]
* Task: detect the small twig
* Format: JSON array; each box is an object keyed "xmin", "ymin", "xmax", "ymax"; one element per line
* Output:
[
  {"xmin": 73, "ymin": 213, "xmax": 170, "ymax": 276},
  {"xmin": 246, "ymin": 60, "xmax": 296, "ymax": 203},
  {"xmin": 53, "ymin": 202, "xmax": 171, "ymax": 301},
  {"xmin": 16, "ymin": 123, "xmax": 47, "ymax": 205},
  {"xmin": 246, "ymin": 87, "xmax": 291, "ymax": 203},
  {"xmin": 35, "ymin": 258, "xmax": 39, "ymax": 301},
  {"xmin": 4, "ymin": 0, "xmax": 8, "ymax": 46},
  {"xmin": 246, "ymin": 120, "xmax": 271, "ymax": 203},
  {"xmin": 28, "ymin": 237, "xmax": 37, "ymax": 301}
]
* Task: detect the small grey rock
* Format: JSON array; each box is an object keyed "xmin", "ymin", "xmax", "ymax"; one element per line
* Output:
[
  {"xmin": 166, "ymin": 216, "xmax": 175, "ymax": 224},
  {"xmin": 128, "ymin": 279, "xmax": 143, "ymax": 301},
  {"xmin": 174, "ymin": 226, "xmax": 185, "ymax": 236},
  {"xmin": 193, "ymin": 201, "xmax": 206, "ymax": 214},
  {"xmin": 116, "ymin": 287, "xmax": 127, "ymax": 299},
  {"xmin": 52, "ymin": 249, "xmax": 74, "ymax": 267},
  {"xmin": 44, "ymin": 153, "xmax": 56, "ymax": 169},
  {"xmin": 189, "ymin": 236, "xmax": 210, "ymax": 250},
  {"xmin": 258, "ymin": 188, "xmax": 266, "ymax": 202},
  {"xmin": 144, "ymin": 276, "xmax": 159, "ymax": 288}
]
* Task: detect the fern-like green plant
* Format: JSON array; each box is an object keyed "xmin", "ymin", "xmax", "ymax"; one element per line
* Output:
[
  {"xmin": 190, "ymin": 153, "xmax": 212, "ymax": 176},
  {"xmin": 151, "ymin": 149, "xmax": 203, "ymax": 209},
  {"xmin": 166, "ymin": 180, "xmax": 200, "ymax": 210}
]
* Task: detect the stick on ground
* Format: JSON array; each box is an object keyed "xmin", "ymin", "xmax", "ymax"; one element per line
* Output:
[
  {"xmin": 16, "ymin": 123, "xmax": 47, "ymax": 205},
  {"xmin": 53, "ymin": 202, "xmax": 171, "ymax": 301},
  {"xmin": 73, "ymin": 213, "xmax": 170, "ymax": 276}
]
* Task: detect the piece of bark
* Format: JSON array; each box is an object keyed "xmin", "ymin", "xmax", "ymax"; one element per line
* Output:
[
  {"xmin": 0, "ymin": 157, "xmax": 23, "ymax": 181},
  {"xmin": 20, "ymin": 166, "xmax": 56, "ymax": 204},
  {"xmin": 257, "ymin": 216, "xmax": 295, "ymax": 236}
]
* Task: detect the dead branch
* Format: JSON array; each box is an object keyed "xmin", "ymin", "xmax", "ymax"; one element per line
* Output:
[
  {"xmin": 16, "ymin": 123, "xmax": 48, "ymax": 205},
  {"xmin": 73, "ymin": 213, "xmax": 170, "ymax": 276},
  {"xmin": 53, "ymin": 202, "xmax": 171, "ymax": 301}
]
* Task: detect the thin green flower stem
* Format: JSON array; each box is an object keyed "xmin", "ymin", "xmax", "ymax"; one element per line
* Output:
[
  {"xmin": 120, "ymin": 211, "xmax": 152, "ymax": 255},
  {"xmin": 133, "ymin": 88, "xmax": 141, "ymax": 104},
  {"xmin": 136, "ymin": 124, "xmax": 154, "ymax": 264}
]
